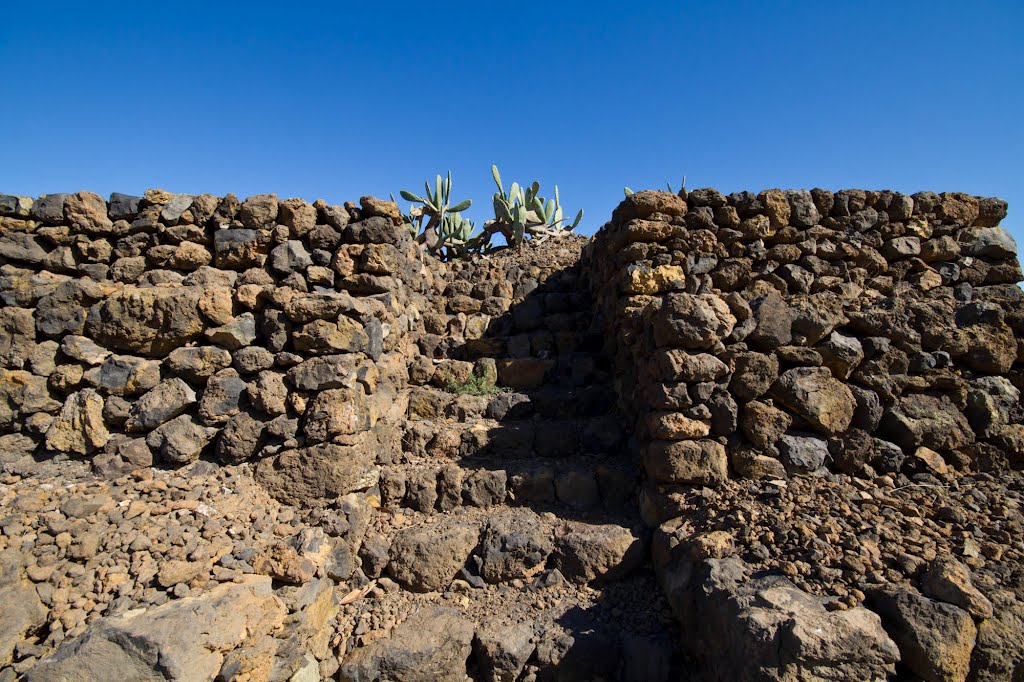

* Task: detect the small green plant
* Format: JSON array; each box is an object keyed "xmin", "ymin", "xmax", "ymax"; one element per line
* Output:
[
  {"xmin": 444, "ymin": 374, "xmax": 507, "ymax": 396},
  {"xmin": 624, "ymin": 176, "xmax": 687, "ymax": 197}
]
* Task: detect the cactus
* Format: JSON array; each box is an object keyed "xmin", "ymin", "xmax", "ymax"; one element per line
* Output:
[
  {"xmin": 483, "ymin": 165, "xmax": 583, "ymax": 247},
  {"xmin": 396, "ymin": 166, "xmax": 583, "ymax": 259},
  {"xmin": 398, "ymin": 172, "xmax": 483, "ymax": 260}
]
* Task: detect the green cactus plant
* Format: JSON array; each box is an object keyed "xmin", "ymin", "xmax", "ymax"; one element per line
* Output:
[
  {"xmin": 484, "ymin": 165, "xmax": 583, "ymax": 248},
  {"xmin": 397, "ymin": 172, "xmax": 485, "ymax": 260}
]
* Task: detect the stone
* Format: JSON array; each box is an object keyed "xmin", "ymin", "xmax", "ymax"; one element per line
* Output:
[
  {"xmin": 777, "ymin": 433, "xmax": 829, "ymax": 474},
  {"xmin": 167, "ymin": 345, "xmax": 233, "ymax": 383},
  {"xmin": 729, "ymin": 351, "xmax": 779, "ymax": 402},
  {"xmin": 238, "ymin": 193, "xmax": 278, "ymax": 228},
  {"xmin": 879, "ymin": 394, "xmax": 974, "ymax": 453},
  {"xmin": 656, "ymin": 294, "xmax": 736, "ymax": 350},
  {"xmin": 882, "ymin": 236, "xmax": 921, "ymax": 260},
  {"xmin": 145, "ymin": 414, "xmax": 217, "ymax": 465},
  {"xmin": 63, "ymin": 191, "xmax": 112, "ymax": 233},
  {"xmin": 344, "ymin": 216, "xmax": 406, "ymax": 244},
  {"xmin": 0, "ymin": 580, "xmax": 47, "ymax": 666},
  {"xmin": 126, "ymin": 378, "xmax": 196, "ymax": 432},
  {"xmin": 621, "ymin": 264, "xmax": 686, "ymax": 295},
  {"xmin": 687, "ymin": 557, "xmax": 899, "ymax": 681},
  {"xmin": 108, "ymin": 192, "xmax": 141, "ymax": 219},
  {"xmin": 646, "ymin": 411, "xmax": 710, "ymax": 439},
  {"xmin": 920, "ymin": 556, "xmax": 994, "ymax": 619},
  {"xmin": 60, "ymin": 335, "xmax": 110, "ymax": 365},
  {"xmin": 739, "ymin": 400, "xmax": 791, "ymax": 449},
  {"xmin": 27, "ymin": 577, "xmax": 285, "ymax": 682},
  {"xmin": 255, "ymin": 437, "xmax": 380, "ymax": 504},
  {"xmin": 937, "ymin": 192, "xmax": 980, "ymax": 225},
  {"xmin": 462, "ymin": 469, "xmax": 507, "ymax": 507},
  {"xmin": 643, "ymin": 439, "xmax": 728, "ymax": 485},
  {"xmin": 473, "ymin": 620, "xmax": 536, "ymax": 682},
  {"xmin": 551, "ymin": 522, "xmax": 645, "ymax": 583},
  {"xmin": 731, "ymin": 448, "xmax": 788, "ymax": 480},
  {"xmin": 359, "ymin": 195, "xmax": 402, "ymax": 221},
  {"xmin": 270, "ymin": 240, "xmax": 312, "ymax": 274},
  {"xmin": 198, "ymin": 368, "xmax": 247, "ymax": 424},
  {"xmin": 867, "ymin": 586, "xmax": 976, "ymax": 682},
  {"xmin": 293, "ymin": 317, "xmax": 369, "ymax": 355},
  {"xmin": 213, "ymin": 228, "xmax": 268, "ymax": 269},
  {"xmin": 212, "ymin": 409, "xmax": 265, "ymax": 465},
  {"xmin": 387, "ymin": 521, "xmax": 479, "ymax": 592},
  {"xmin": 816, "ymin": 331, "xmax": 864, "ymax": 379},
  {"xmin": 479, "ymin": 508, "xmax": 552, "ymax": 583},
  {"xmin": 30, "ymin": 193, "xmax": 67, "ymax": 223},
  {"xmin": 0, "ymin": 194, "xmax": 32, "ymax": 217},
  {"xmin": 249, "ymin": 371, "xmax": 288, "ymax": 416},
  {"xmin": 773, "ymin": 367, "xmax": 856, "ymax": 435},
  {"xmin": 85, "ymin": 354, "xmax": 161, "ymax": 396},
  {"xmin": 748, "ymin": 292, "xmax": 795, "ymax": 350},
  {"xmin": 759, "ymin": 188, "xmax": 791, "ymax": 227},
  {"xmin": 339, "ymin": 607, "xmax": 475, "ymax": 682},
  {"xmin": 965, "ymin": 376, "xmax": 1019, "ymax": 438},
  {"xmin": 86, "ymin": 286, "xmax": 207, "ymax": 356},
  {"xmin": 278, "ymin": 198, "xmax": 318, "ymax": 237},
  {"xmin": 785, "ymin": 189, "xmax": 821, "ymax": 226},
  {"xmin": 232, "ymin": 346, "xmax": 274, "ymax": 374},
  {"xmin": 205, "ymin": 313, "xmax": 257, "ymax": 350},
  {"xmin": 495, "ymin": 358, "xmax": 549, "ymax": 389},
  {"xmin": 1, "ymin": 369, "xmax": 61, "ymax": 428},
  {"xmin": 252, "ymin": 543, "xmax": 315, "ymax": 584},
  {"xmin": 0, "ymin": 306, "xmax": 37, "ymax": 369},
  {"xmin": 44, "ymin": 389, "xmax": 108, "ymax": 455},
  {"xmin": 653, "ymin": 350, "xmax": 728, "ymax": 382},
  {"xmin": 302, "ymin": 386, "xmax": 376, "ymax": 442},
  {"xmin": 611, "ymin": 190, "xmax": 688, "ymax": 224},
  {"xmin": 0, "ymin": 232, "xmax": 47, "ymax": 263},
  {"xmin": 287, "ymin": 354, "xmax": 376, "ymax": 391}
]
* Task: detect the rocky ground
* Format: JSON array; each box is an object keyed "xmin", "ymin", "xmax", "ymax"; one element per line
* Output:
[{"xmin": 0, "ymin": 452, "xmax": 681, "ymax": 681}]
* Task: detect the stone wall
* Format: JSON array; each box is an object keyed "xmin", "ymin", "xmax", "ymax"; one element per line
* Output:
[
  {"xmin": 0, "ymin": 190, "xmax": 432, "ymax": 495},
  {"xmin": 587, "ymin": 188, "xmax": 1024, "ymax": 524}
]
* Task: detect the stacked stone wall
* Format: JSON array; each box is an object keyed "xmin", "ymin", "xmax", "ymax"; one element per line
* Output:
[
  {"xmin": 587, "ymin": 188, "xmax": 1024, "ymax": 525},
  {"xmin": 0, "ymin": 190, "xmax": 434, "ymax": 494}
]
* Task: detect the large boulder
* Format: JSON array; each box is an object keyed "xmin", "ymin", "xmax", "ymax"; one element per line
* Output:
[
  {"xmin": 0, "ymin": 580, "xmax": 47, "ymax": 667},
  {"xmin": 339, "ymin": 607, "xmax": 475, "ymax": 682},
  {"xmin": 387, "ymin": 521, "xmax": 479, "ymax": 592},
  {"xmin": 27, "ymin": 577, "xmax": 285, "ymax": 682},
  {"xmin": 551, "ymin": 522, "xmax": 646, "ymax": 583},
  {"xmin": 255, "ymin": 432, "xmax": 384, "ymax": 505},
  {"xmin": 879, "ymin": 393, "xmax": 975, "ymax": 453},
  {"xmin": 867, "ymin": 586, "xmax": 976, "ymax": 682},
  {"xmin": 688, "ymin": 557, "xmax": 900, "ymax": 681},
  {"xmin": 478, "ymin": 508, "xmax": 553, "ymax": 583}
]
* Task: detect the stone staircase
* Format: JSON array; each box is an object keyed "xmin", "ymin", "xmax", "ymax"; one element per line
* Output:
[{"xmin": 333, "ymin": 239, "xmax": 682, "ymax": 680}]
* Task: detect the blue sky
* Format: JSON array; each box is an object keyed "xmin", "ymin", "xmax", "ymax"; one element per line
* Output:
[{"xmin": 2, "ymin": 1, "xmax": 1022, "ymax": 244}]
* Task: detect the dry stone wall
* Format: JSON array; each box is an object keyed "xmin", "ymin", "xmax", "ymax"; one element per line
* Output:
[
  {"xmin": 0, "ymin": 190, "xmax": 432, "ymax": 500},
  {"xmin": 587, "ymin": 188, "xmax": 1024, "ymax": 524}
]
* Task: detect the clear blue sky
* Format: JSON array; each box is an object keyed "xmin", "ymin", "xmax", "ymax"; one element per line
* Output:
[{"xmin": 2, "ymin": 1, "xmax": 1022, "ymax": 244}]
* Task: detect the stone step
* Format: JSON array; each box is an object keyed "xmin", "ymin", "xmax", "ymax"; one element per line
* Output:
[
  {"xmin": 407, "ymin": 384, "xmax": 620, "ymax": 422},
  {"xmin": 377, "ymin": 456, "xmax": 639, "ymax": 516},
  {"xmin": 401, "ymin": 415, "xmax": 626, "ymax": 461}
]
